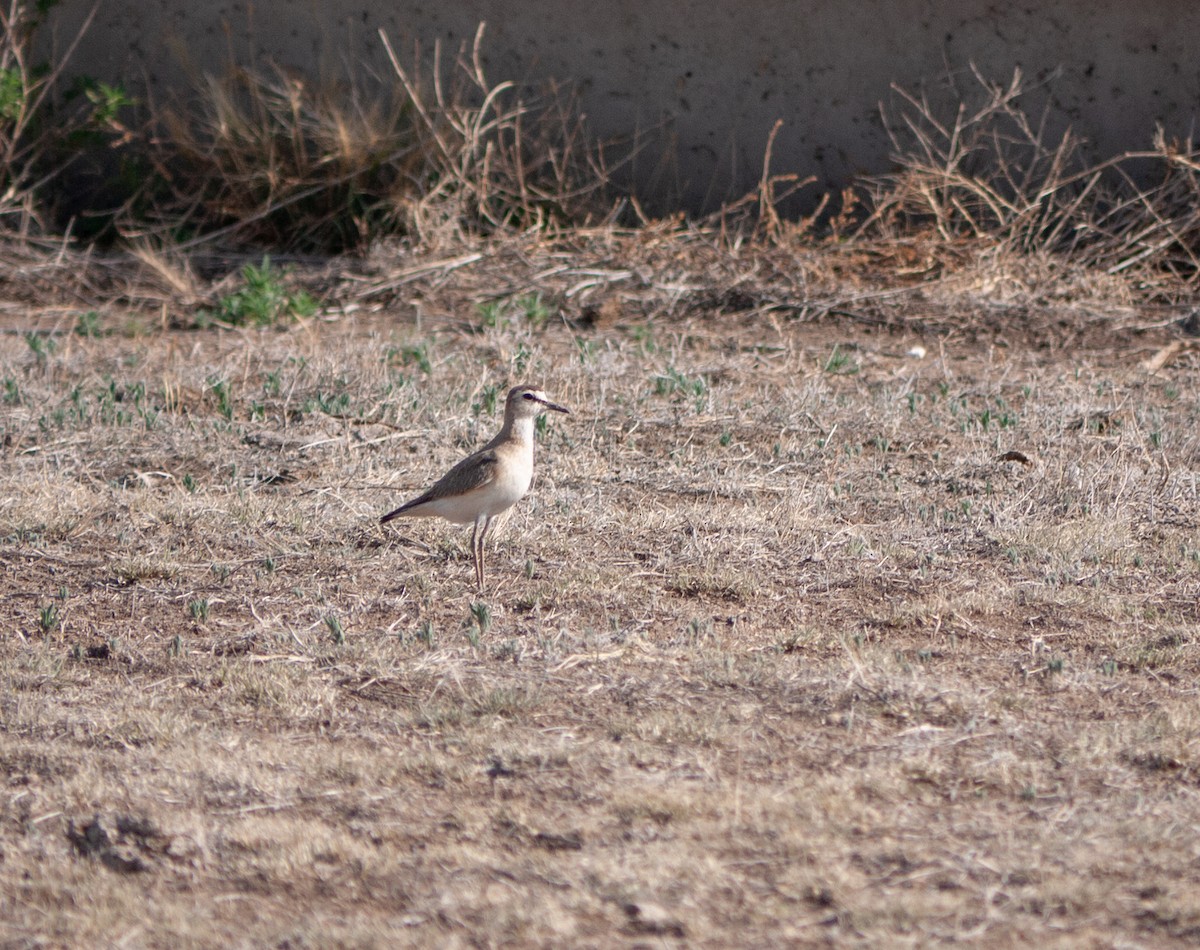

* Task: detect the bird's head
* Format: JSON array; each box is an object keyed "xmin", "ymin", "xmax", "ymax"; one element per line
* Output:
[{"xmin": 507, "ymin": 385, "xmax": 570, "ymax": 418}]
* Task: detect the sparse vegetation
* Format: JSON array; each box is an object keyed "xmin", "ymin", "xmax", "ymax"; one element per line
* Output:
[
  {"xmin": 4, "ymin": 12, "xmax": 1200, "ymax": 949},
  {"xmin": 4, "ymin": 256, "xmax": 1199, "ymax": 944},
  {"xmin": 201, "ymin": 257, "xmax": 317, "ymax": 327}
]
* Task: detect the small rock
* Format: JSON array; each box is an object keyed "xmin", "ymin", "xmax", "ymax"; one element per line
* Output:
[{"xmin": 622, "ymin": 900, "xmax": 686, "ymax": 937}]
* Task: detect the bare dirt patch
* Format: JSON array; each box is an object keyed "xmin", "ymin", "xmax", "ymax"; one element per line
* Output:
[{"xmin": 2, "ymin": 233, "xmax": 1199, "ymax": 946}]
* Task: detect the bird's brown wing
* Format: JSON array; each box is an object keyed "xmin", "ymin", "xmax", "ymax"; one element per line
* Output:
[
  {"xmin": 425, "ymin": 448, "xmax": 500, "ymax": 499},
  {"xmin": 380, "ymin": 449, "xmax": 499, "ymax": 522}
]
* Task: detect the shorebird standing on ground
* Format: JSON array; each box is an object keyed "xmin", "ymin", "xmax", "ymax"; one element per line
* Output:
[{"xmin": 380, "ymin": 384, "xmax": 570, "ymax": 590}]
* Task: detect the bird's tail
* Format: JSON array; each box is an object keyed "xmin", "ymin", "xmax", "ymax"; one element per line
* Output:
[{"xmin": 380, "ymin": 493, "xmax": 430, "ymax": 524}]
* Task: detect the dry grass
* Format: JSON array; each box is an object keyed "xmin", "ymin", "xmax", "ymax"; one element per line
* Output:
[
  {"xmin": 864, "ymin": 67, "xmax": 1200, "ymax": 286},
  {"xmin": 2, "ymin": 227, "xmax": 1199, "ymax": 946},
  {"xmin": 131, "ymin": 24, "xmax": 620, "ymax": 255}
]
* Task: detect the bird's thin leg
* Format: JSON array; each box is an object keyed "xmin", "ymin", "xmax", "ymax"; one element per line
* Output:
[
  {"xmin": 470, "ymin": 518, "xmax": 481, "ymax": 590},
  {"xmin": 471, "ymin": 515, "xmax": 486, "ymax": 592},
  {"xmin": 475, "ymin": 515, "xmax": 492, "ymax": 592}
]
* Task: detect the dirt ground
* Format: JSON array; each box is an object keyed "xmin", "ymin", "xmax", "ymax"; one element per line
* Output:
[{"xmin": 1, "ymin": 230, "xmax": 1199, "ymax": 947}]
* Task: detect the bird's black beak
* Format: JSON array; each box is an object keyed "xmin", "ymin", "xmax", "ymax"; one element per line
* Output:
[{"xmin": 540, "ymin": 398, "xmax": 570, "ymax": 414}]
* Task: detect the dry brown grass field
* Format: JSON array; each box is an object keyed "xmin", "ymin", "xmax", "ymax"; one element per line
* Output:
[{"xmin": 2, "ymin": 228, "xmax": 1199, "ymax": 947}]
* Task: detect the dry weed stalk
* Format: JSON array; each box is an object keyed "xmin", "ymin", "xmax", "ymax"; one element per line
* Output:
[
  {"xmin": 861, "ymin": 66, "xmax": 1200, "ymax": 283},
  {"xmin": 0, "ymin": 0, "xmax": 100, "ymax": 235},
  {"xmin": 700, "ymin": 118, "xmax": 822, "ymax": 247},
  {"xmin": 136, "ymin": 23, "xmax": 620, "ymax": 254},
  {"xmin": 379, "ymin": 23, "xmax": 620, "ymax": 245},
  {"xmin": 147, "ymin": 61, "xmax": 420, "ymax": 252}
]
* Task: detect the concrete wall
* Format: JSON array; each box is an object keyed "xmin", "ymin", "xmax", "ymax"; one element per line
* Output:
[{"xmin": 44, "ymin": 1, "xmax": 1200, "ymax": 211}]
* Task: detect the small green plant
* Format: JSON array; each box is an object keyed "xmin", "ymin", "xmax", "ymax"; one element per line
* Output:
[
  {"xmin": 206, "ymin": 376, "xmax": 233, "ymax": 420},
  {"xmin": 210, "ymin": 258, "xmax": 317, "ymax": 327},
  {"xmin": 513, "ymin": 342, "xmax": 532, "ymax": 376},
  {"xmin": 306, "ymin": 390, "xmax": 352, "ymax": 415},
  {"xmin": 823, "ymin": 345, "xmax": 858, "ymax": 375},
  {"xmin": 576, "ymin": 336, "xmax": 597, "ymax": 365},
  {"xmin": 630, "ymin": 324, "xmax": 658, "ymax": 354},
  {"xmin": 477, "ymin": 299, "xmax": 506, "ymax": 329},
  {"xmin": 475, "ymin": 292, "xmax": 551, "ymax": 331},
  {"xmin": 188, "ymin": 598, "xmax": 210, "ymax": 621},
  {"xmin": 0, "ymin": 3, "xmax": 135, "ymax": 237},
  {"xmin": 38, "ymin": 601, "xmax": 60, "ymax": 633},
  {"xmin": 400, "ymin": 342, "xmax": 432, "ymax": 374},
  {"xmin": 168, "ymin": 634, "xmax": 183, "ymax": 658},
  {"xmin": 262, "ymin": 368, "xmax": 283, "ymax": 396},
  {"xmin": 653, "ymin": 367, "xmax": 706, "ymax": 398},
  {"xmin": 2, "ymin": 376, "xmax": 20, "ymax": 405},
  {"xmin": 469, "ymin": 601, "xmax": 492, "ymax": 636},
  {"xmin": 325, "ymin": 614, "xmax": 345, "ymax": 645},
  {"xmin": 686, "ymin": 616, "xmax": 713, "ymax": 643},
  {"xmin": 24, "ymin": 332, "xmax": 56, "ymax": 364},
  {"xmin": 416, "ymin": 619, "xmax": 435, "ymax": 647},
  {"xmin": 77, "ymin": 79, "xmax": 133, "ymax": 126},
  {"xmin": 517, "ymin": 292, "xmax": 551, "ymax": 327},
  {"xmin": 473, "ymin": 385, "xmax": 499, "ymax": 417},
  {"xmin": 74, "ymin": 310, "xmax": 104, "ymax": 337}
]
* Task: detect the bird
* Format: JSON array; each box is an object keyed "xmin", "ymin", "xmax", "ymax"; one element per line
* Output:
[{"xmin": 380, "ymin": 384, "xmax": 570, "ymax": 590}]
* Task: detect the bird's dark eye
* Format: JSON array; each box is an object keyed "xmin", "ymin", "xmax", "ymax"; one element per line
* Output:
[{"xmin": 523, "ymin": 392, "xmax": 535, "ymax": 400}]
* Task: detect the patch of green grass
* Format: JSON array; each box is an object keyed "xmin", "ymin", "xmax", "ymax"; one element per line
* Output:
[
  {"xmin": 262, "ymin": 368, "xmax": 283, "ymax": 396},
  {"xmin": 389, "ymin": 341, "xmax": 432, "ymax": 374},
  {"xmin": 24, "ymin": 332, "xmax": 56, "ymax": 364},
  {"xmin": 38, "ymin": 601, "xmax": 60, "ymax": 633},
  {"xmin": 575, "ymin": 336, "xmax": 597, "ymax": 365},
  {"xmin": 477, "ymin": 299, "xmax": 506, "ymax": 329},
  {"xmin": 469, "ymin": 601, "xmax": 492, "ymax": 637},
  {"xmin": 73, "ymin": 310, "xmax": 104, "ymax": 337},
  {"xmin": 476, "ymin": 292, "xmax": 552, "ymax": 331},
  {"xmin": 305, "ymin": 390, "xmax": 352, "ymax": 415},
  {"xmin": 823, "ymin": 345, "xmax": 858, "ymax": 375},
  {"xmin": 473, "ymin": 384, "xmax": 499, "ymax": 417},
  {"xmin": 513, "ymin": 341, "xmax": 533, "ymax": 376},
  {"xmin": 188, "ymin": 598, "xmax": 210, "ymax": 622},
  {"xmin": 325, "ymin": 614, "xmax": 345, "ymax": 645},
  {"xmin": 207, "ymin": 376, "xmax": 234, "ymax": 420},
  {"xmin": 206, "ymin": 258, "xmax": 317, "ymax": 327},
  {"xmin": 653, "ymin": 366, "xmax": 706, "ymax": 398}
]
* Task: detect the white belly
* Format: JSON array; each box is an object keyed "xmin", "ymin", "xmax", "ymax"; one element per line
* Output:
[{"xmin": 424, "ymin": 463, "xmax": 531, "ymax": 524}]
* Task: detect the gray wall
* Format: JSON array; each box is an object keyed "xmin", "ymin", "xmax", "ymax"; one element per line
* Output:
[{"xmin": 45, "ymin": 1, "xmax": 1200, "ymax": 210}]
